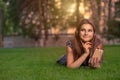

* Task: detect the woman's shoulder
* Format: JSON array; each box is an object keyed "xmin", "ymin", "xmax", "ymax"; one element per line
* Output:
[
  {"xmin": 66, "ymin": 39, "xmax": 73, "ymax": 49},
  {"xmin": 94, "ymin": 35, "xmax": 103, "ymax": 43},
  {"xmin": 94, "ymin": 35, "xmax": 104, "ymax": 49}
]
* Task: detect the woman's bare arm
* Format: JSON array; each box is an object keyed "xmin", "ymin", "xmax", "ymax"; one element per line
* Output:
[{"xmin": 66, "ymin": 46, "xmax": 89, "ymax": 69}]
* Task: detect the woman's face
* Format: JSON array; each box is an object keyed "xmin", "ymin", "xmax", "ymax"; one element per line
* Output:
[{"xmin": 79, "ymin": 23, "xmax": 94, "ymax": 42}]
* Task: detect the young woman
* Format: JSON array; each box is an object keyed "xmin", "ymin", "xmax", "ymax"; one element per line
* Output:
[{"xmin": 57, "ymin": 19, "xmax": 104, "ymax": 69}]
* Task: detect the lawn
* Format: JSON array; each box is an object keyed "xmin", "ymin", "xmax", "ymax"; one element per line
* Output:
[{"xmin": 0, "ymin": 45, "xmax": 120, "ymax": 80}]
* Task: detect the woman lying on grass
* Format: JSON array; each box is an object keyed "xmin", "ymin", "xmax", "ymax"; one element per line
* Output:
[{"xmin": 57, "ymin": 19, "xmax": 104, "ymax": 69}]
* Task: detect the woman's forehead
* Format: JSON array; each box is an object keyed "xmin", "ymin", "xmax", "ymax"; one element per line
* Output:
[{"xmin": 81, "ymin": 24, "xmax": 93, "ymax": 29}]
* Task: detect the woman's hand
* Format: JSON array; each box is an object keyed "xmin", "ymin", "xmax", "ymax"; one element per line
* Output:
[
  {"xmin": 81, "ymin": 42, "xmax": 92, "ymax": 54},
  {"xmin": 89, "ymin": 49, "xmax": 103, "ymax": 68}
]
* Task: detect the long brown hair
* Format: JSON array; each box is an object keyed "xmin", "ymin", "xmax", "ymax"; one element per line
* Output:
[{"xmin": 72, "ymin": 19, "xmax": 102, "ymax": 60}]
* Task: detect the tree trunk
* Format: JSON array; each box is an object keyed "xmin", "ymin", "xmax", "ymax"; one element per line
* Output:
[
  {"xmin": 76, "ymin": 0, "xmax": 80, "ymax": 26},
  {"xmin": 38, "ymin": 0, "xmax": 49, "ymax": 47},
  {"xmin": 0, "ymin": 9, "xmax": 4, "ymax": 47},
  {"xmin": 99, "ymin": 0, "xmax": 109, "ymax": 36},
  {"xmin": 90, "ymin": 0, "xmax": 99, "ymax": 32}
]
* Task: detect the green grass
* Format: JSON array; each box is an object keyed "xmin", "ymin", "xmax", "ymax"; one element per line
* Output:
[{"xmin": 0, "ymin": 45, "xmax": 120, "ymax": 80}]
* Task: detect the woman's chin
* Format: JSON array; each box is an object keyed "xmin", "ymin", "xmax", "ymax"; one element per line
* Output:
[{"xmin": 82, "ymin": 40, "xmax": 91, "ymax": 42}]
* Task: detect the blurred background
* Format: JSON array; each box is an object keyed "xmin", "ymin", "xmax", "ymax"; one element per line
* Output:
[{"xmin": 0, "ymin": 0, "xmax": 120, "ymax": 48}]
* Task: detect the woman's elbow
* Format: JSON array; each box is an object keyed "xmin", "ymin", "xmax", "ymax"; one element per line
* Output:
[
  {"xmin": 66, "ymin": 64, "xmax": 73, "ymax": 68},
  {"xmin": 66, "ymin": 64, "xmax": 79, "ymax": 69}
]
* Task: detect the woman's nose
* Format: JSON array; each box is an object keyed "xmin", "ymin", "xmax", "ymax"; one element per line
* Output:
[{"xmin": 85, "ymin": 31, "xmax": 88, "ymax": 35}]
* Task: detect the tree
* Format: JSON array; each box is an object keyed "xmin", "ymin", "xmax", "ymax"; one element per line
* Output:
[
  {"xmin": 0, "ymin": 0, "xmax": 6, "ymax": 47},
  {"xmin": 1, "ymin": 0, "xmax": 20, "ymax": 35}
]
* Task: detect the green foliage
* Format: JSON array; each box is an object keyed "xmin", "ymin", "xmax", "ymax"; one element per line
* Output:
[
  {"xmin": 0, "ymin": 0, "xmax": 5, "ymax": 10},
  {"xmin": 2, "ymin": 0, "xmax": 20, "ymax": 35},
  {"xmin": 21, "ymin": 25, "xmax": 39, "ymax": 39},
  {"xmin": 3, "ymin": 17, "xmax": 14, "ymax": 35},
  {"xmin": 107, "ymin": 20, "xmax": 120, "ymax": 38},
  {"xmin": 0, "ymin": 0, "xmax": 9, "ymax": 35},
  {"xmin": 7, "ymin": 0, "xmax": 20, "ymax": 33},
  {"xmin": 0, "ymin": 46, "xmax": 120, "ymax": 80}
]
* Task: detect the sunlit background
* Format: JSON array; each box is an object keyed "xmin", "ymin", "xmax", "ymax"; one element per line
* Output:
[{"xmin": 0, "ymin": 0, "xmax": 120, "ymax": 47}]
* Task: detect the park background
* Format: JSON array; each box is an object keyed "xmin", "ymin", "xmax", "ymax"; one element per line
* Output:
[
  {"xmin": 0, "ymin": 0, "xmax": 120, "ymax": 80},
  {"xmin": 0, "ymin": 0, "xmax": 120, "ymax": 47}
]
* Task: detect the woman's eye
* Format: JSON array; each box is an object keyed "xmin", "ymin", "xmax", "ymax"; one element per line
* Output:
[
  {"xmin": 88, "ymin": 29, "xmax": 93, "ymax": 32},
  {"xmin": 81, "ymin": 29, "xmax": 85, "ymax": 31}
]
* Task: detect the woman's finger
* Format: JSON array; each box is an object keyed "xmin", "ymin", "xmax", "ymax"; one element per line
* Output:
[{"xmin": 93, "ymin": 57, "xmax": 97, "ymax": 65}]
